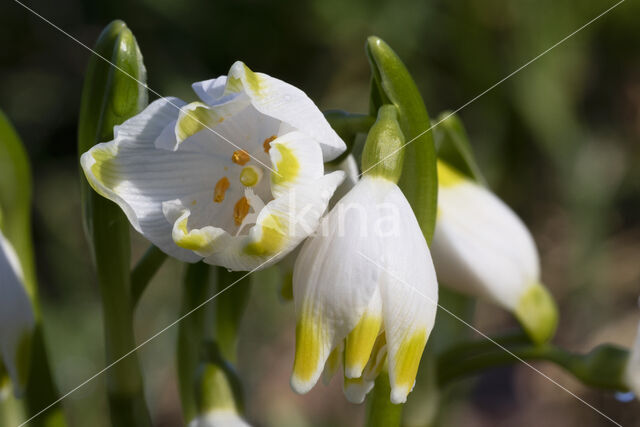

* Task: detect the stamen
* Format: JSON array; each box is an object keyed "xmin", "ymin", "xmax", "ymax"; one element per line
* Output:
[
  {"xmin": 232, "ymin": 149, "xmax": 251, "ymax": 165},
  {"xmin": 239, "ymin": 166, "xmax": 262, "ymax": 187},
  {"xmin": 233, "ymin": 197, "xmax": 251, "ymax": 226},
  {"xmin": 263, "ymin": 135, "xmax": 277, "ymax": 152},
  {"xmin": 213, "ymin": 177, "xmax": 230, "ymax": 203}
]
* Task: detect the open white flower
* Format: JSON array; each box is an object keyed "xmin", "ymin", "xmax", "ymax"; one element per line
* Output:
[
  {"xmin": 80, "ymin": 61, "xmax": 346, "ymax": 271},
  {"xmin": 0, "ymin": 230, "xmax": 35, "ymax": 396},
  {"xmin": 626, "ymin": 319, "xmax": 640, "ymax": 398},
  {"xmin": 291, "ymin": 175, "xmax": 438, "ymax": 404},
  {"xmin": 431, "ymin": 160, "xmax": 556, "ymax": 343}
]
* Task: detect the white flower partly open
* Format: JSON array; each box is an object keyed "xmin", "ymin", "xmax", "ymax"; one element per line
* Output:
[
  {"xmin": 80, "ymin": 61, "xmax": 346, "ymax": 271},
  {"xmin": 291, "ymin": 175, "xmax": 438, "ymax": 404},
  {"xmin": 431, "ymin": 160, "xmax": 557, "ymax": 343},
  {"xmin": 0, "ymin": 230, "xmax": 35, "ymax": 396}
]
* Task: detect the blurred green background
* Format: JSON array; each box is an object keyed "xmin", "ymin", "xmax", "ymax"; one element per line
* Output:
[{"xmin": 1, "ymin": 0, "xmax": 639, "ymax": 425}]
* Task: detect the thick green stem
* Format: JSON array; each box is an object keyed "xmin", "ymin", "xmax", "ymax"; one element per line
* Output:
[
  {"xmin": 365, "ymin": 372, "xmax": 403, "ymax": 427},
  {"xmin": 215, "ymin": 269, "xmax": 251, "ymax": 364},
  {"xmin": 131, "ymin": 245, "xmax": 167, "ymax": 306},
  {"xmin": 176, "ymin": 262, "xmax": 211, "ymax": 424}
]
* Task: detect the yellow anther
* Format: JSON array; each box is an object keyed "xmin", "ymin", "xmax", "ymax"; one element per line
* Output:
[
  {"xmin": 213, "ymin": 177, "xmax": 230, "ymax": 203},
  {"xmin": 232, "ymin": 149, "xmax": 251, "ymax": 165},
  {"xmin": 263, "ymin": 135, "xmax": 277, "ymax": 153},
  {"xmin": 233, "ymin": 197, "xmax": 251, "ymax": 226},
  {"xmin": 239, "ymin": 166, "xmax": 262, "ymax": 187}
]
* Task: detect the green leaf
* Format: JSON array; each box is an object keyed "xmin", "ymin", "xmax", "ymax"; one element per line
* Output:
[
  {"xmin": 432, "ymin": 111, "xmax": 487, "ymax": 186},
  {"xmin": 77, "ymin": 20, "xmax": 150, "ymax": 427},
  {"xmin": 0, "ymin": 110, "xmax": 36, "ymax": 296},
  {"xmin": 365, "ymin": 36, "xmax": 438, "ymax": 244}
]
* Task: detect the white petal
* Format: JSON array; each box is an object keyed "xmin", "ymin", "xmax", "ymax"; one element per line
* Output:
[
  {"xmin": 373, "ymin": 182, "xmax": 438, "ymax": 404},
  {"xmin": 290, "ymin": 178, "xmax": 391, "ymax": 393},
  {"xmin": 224, "ymin": 61, "xmax": 346, "ymax": 161},
  {"xmin": 81, "ymin": 97, "xmax": 238, "ymax": 263},
  {"xmin": 188, "ymin": 410, "xmax": 251, "ymax": 427},
  {"xmin": 0, "ymin": 231, "xmax": 35, "ymax": 396},
  {"xmin": 432, "ymin": 179, "xmax": 539, "ymax": 310},
  {"xmin": 269, "ymin": 131, "xmax": 324, "ymax": 198},
  {"xmin": 343, "ymin": 376, "xmax": 375, "ymax": 404},
  {"xmin": 626, "ymin": 320, "xmax": 640, "ymax": 396},
  {"xmin": 192, "ymin": 76, "xmax": 229, "ymax": 105},
  {"xmin": 205, "ymin": 171, "xmax": 344, "ymax": 271}
]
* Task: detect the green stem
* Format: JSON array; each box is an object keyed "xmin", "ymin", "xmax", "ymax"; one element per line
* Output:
[
  {"xmin": 438, "ymin": 342, "xmax": 630, "ymax": 392},
  {"xmin": 365, "ymin": 372, "xmax": 403, "ymax": 427},
  {"xmin": 176, "ymin": 262, "xmax": 211, "ymax": 424},
  {"xmin": 436, "ymin": 329, "xmax": 530, "ymax": 366},
  {"xmin": 94, "ymin": 201, "xmax": 151, "ymax": 427},
  {"xmin": 215, "ymin": 269, "xmax": 252, "ymax": 364},
  {"xmin": 324, "ymin": 110, "xmax": 375, "ymax": 165},
  {"xmin": 131, "ymin": 245, "xmax": 167, "ymax": 306}
]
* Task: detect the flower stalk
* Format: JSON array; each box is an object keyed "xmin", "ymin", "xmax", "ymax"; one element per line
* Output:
[{"xmin": 77, "ymin": 20, "xmax": 150, "ymax": 427}]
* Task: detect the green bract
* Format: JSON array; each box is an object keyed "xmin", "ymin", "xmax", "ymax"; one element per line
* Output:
[{"xmin": 366, "ymin": 36, "xmax": 438, "ymax": 245}]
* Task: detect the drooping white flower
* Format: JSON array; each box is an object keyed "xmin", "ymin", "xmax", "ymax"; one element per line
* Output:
[
  {"xmin": 625, "ymin": 319, "xmax": 640, "ymax": 398},
  {"xmin": 0, "ymin": 230, "xmax": 35, "ymax": 396},
  {"xmin": 188, "ymin": 410, "xmax": 251, "ymax": 427},
  {"xmin": 290, "ymin": 175, "xmax": 438, "ymax": 404},
  {"xmin": 80, "ymin": 61, "xmax": 346, "ymax": 271},
  {"xmin": 431, "ymin": 160, "xmax": 557, "ymax": 343}
]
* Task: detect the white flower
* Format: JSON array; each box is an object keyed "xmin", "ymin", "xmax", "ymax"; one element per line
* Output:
[
  {"xmin": 626, "ymin": 319, "xmax": 640, "ymax": 398},
  {"xmin": 188, "ymin": 410, "xmax": 251, "ymax": 427},
  {"xmin": 431, "ymin": 161, "xmax": 556, "ymax": 343},
  {"xmin": 0, "ymin": 230, "xmax": 35, "ymax": 396},
  {"xmin": 290, "ymin": 175, "xmax": 438, "ymax": 404},
  {"xmin": 80, "ymin": 61, "xmax": 346, "ymax": 271}
]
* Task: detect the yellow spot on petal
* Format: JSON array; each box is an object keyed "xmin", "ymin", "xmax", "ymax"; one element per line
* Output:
[
  {"xmin": 233, "ymin": 197, "xmax": 250, "ymax": 226},
  {"xmin": 174, "ymin": 217, "xmax": 214, "ymax": 252},
  {"xmin": 514, "ymin": 282, "xmax": 558, "ymax": 345},
  {"xmin": 271, "ymin": 143, "xmax": 300, "ymax": 186},
  {"xmin": 191, "ymin": 200, "xmax": 197, "ymax": 206},
  {"xmin": 391, "ymin": 329, "xmax": 427, "ymax": 392},
  {"xmin": 90, "ymin": 147, "xmax": 120, "ymax": 189},
  {"xmin": 243, "ymin": 214, "xmax": 286, "ymax": 256},
  {"xmin": 345, "ymin": 313, "xmax": 382, "ymax": 378},
  {"xmin": 232, "ymin": 149, "xmax": 251, "ymax": 166},
  {"xmin": 263, "ymin": 135, "xmax": 277, "ymax": 153},
  {"xmin": 240, "ymin": 166, "xmax": 262, "ymax": 187},
  {"xmin": 176, "ymin": 102, "xmax": 222, "ymax": 142},
  {"xmin": 437, "ymin": 160, "xmax": 466, "ymax": 187},
  {"xmin": 213, "ymin": 177, "xmax": 230, "ymax": 203},
  {"xmin": 293, "ymin": 310, "xmax": 326, "ymax": 384}
]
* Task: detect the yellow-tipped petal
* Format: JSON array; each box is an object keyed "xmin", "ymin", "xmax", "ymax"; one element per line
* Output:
[
  {"xmin": 175, "ymin": 102, "xmax": 222, "ymax": 143},
  {"xmin": 514, "ymin": 282, "xmax": 558, "ymax": 344},
  {"xmin": 291, "ymin": 310, "xmax": 330, "ymax": 394},
  {"xmin": 389, "ymin": 329, "xmax": 427, "ymax": 404},
  {"xmin": 345, "ymin": 313, "xmax": 382, "ymax": 378}
]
